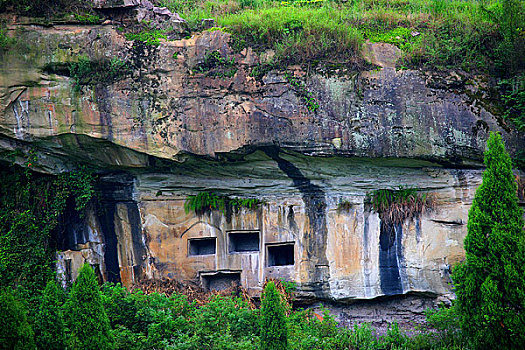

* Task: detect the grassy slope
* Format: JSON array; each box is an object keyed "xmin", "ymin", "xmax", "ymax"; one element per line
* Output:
[{"xmin": 160, "ymin": 0, "xmax": 523, "ymax": 74}]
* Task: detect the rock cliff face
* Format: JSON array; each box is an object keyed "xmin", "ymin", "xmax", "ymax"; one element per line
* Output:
[{"xmin": 0, "ymin": 5, "xmax": 523, "ymax": 325}]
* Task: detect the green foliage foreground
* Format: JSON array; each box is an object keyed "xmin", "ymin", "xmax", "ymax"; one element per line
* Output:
[{"xmin": 2, "ymin": 272, "xmax": 472, "ymax": 349}]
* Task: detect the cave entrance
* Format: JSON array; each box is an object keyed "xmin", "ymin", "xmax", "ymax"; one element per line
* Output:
[
  {"xmin": 267, "ymin": 243, "xmax": 295, "ymax": 266},
  {"xmin": 228, "ymin": 231, "xmax": 260, "ymax": 253},
  {"xmin": 188, "ymin": 237, "xmax": 216, "ymax": 256},
  {"xmin": 201, "ymin": 271, "xmax": 241, "ymax": 291}
]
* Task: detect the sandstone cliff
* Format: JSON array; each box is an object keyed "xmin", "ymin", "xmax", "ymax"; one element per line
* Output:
[{"xmin": 0, "ymin": 0, "xmax": 523, "ymax": 326}]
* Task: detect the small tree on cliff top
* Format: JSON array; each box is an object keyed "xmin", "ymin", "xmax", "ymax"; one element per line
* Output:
[
  {"xmin": 260, "ymin": 280, "xmax": 288, "ymax": 350},
  {"xmin": 64, "ymin": 263, "xmax": 113, "ymax": 350},
  {"xmin": 452, "ymin": 132, "xmax": 525, "ymax": 349}
]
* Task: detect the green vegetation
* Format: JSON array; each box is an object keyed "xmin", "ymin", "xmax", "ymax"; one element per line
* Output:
[
  {"xmin": 285, "ymin": 72, "xmax": 319, "ymax": 112},
  {"xmin": 125, "ymin": 29, "xmax": 168, "ymax": 46},
  {"xmin": 65, "ymin": 264, "xmax": 113, "ymax": 350},
  {"xmin": 219, "ymin": 6, "xmax": 363, "ymax": 67},
  {"xmin": 0, "ymin": 25, "xmax": 15, "ymax": 50},
  {"xmin": 336, "ymin": 200, "xmax": 352, "ymax": 213},
  {"xmin": 158, "ymin": 0, "xmax": 524, "ymax": 77},
  {"xmin": 0, "ymin": 156, "xmax": 96, "ymax": 297},
  {"xmin": 452, "ymin": 132, "xmax": 525, "ymax": 349},
  {"xmin": 34, "ymin": 280, "xmax": 66, "ymax": 350},
  {"xmin": 184, "ymin": 192, "xmax": 262, "ymax": 215},
  {"xmin": 193, "ymin": 50, "xmax": 238, "ymax": 78},
  {"xmin": 0, "ymin": 288, "xmax": 36, "ymax": 349},
  {"xmin": 69, "ymin": 56, "xmax": 130, "ymax": 91},
  {"xmin": 0, "ymin": 273, "xmax": 479, "ymax": 349},
  {"xmin": 499, "ymin": 75, "xmax": 525, "ymax": 131},
  {"xmin": 261, "ymin": 281, "xmax": 288, "ymax": 350},
  {"xmin": 370, "ymin": 186, "xmax": 434, "ymax": 224},
  {"xmin": 74, "ymin": 13, "xmax": 102, "ymax": 24}
]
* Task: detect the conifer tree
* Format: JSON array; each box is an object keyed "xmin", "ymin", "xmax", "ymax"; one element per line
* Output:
[
  {"xmin": 260, "ymin": 281, "xmax": 288, "ymax": 350},
  {"xmin": 452, "ymin": 132, "xmax": 525, "ymax": 349},
  {"xmin": 34, "ymin": 279, "xmax": 66, "ymax": 350},
  {"xmin": 64, "ymin": 263, "xmax": 113, "ymax": 350},
  {"xmin": 0, "ymin": 288, "xmax": 36, "ymax": 350}
]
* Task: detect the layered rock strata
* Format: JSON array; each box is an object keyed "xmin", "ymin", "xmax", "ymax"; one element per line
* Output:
[{"xmin": 0, "ymin": 11, "xmax": 523, "ymax": 324}]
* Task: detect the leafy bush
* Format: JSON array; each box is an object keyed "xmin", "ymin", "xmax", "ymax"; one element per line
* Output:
[
  {"xmin": 424, "ymin": 304, "xmax": 464, "ymax": 348},
  {"xmin": 125, "ymin": 29, "xmax": 168, "ymax": 46},
  {"xmin": 219, "ymin": 6, "xmax": 363, "ymax": 66},
  {"xmin": 0, "ymin": 26, "xmax": 14, "ymax": 50},
  {"xmin": 499, "ymin": 75, "xmax": 525, "ymax": 131}
]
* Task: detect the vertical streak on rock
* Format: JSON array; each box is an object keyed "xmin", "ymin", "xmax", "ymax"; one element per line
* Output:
[
  {"xmin": 126, "ymin": 201, "xmax": 147, "ymax": 281},
  {"xmin": 262, "ymin": 146, "xmax": 329, "ymax": 294},
  {"xmin": 362, "ymin": 204, "xmax": 373, "ymax": 297},
  {"xmin": 95, "ymin": 86, "xmax": 113, "ymax": 141},
  {"xmin": 98, "ymin": 202, "xmax": 121, "ymax": 283},
  {"xmin": 379, "ymin": 220, "xmax": 403, "ymax": 295}
]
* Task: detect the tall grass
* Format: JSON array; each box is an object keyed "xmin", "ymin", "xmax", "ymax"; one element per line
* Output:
[
  {"xmin": 158, "ymin": 0, "xmax": 523, "ymax": 74},
  {"xmin": 218, "ymin": 6, "xmax": 363, "ymax": 64}
]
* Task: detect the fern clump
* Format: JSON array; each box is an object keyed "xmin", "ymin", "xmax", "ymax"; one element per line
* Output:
[
  {"xmin": 371, "ymin": 187, "xmax": 434, "ymax": 224},
  {"xmin": 184, "ymin": 192, "xmax": 262, "ymax": 216}
]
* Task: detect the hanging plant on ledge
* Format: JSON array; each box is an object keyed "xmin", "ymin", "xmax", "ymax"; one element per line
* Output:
[
  {"xmin": 184, "ymin": 192, "xmax": 263, "ymax": 216},
  {"xmin": 369, "ymin": 186, "xmax": 435, "ymax": 224}
]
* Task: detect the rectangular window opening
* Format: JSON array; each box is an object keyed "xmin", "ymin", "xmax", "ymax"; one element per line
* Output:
[
  {"xmin": 229, "ymin": 231, "xmax": 260, "ymax": 253},
  {"xmin": 201, "ymin": 271, "xmax": 241, "ymax": 291},
  {"xmin": 267, "ymin": 243, "xmax": 294, "ymax": 266},
  {"xmin": 188, "ymin": 237, "xmax": 216, "ymax": 256}
]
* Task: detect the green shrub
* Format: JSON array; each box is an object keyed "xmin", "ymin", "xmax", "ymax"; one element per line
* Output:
[
  {"xmin": 424, "ymin": 304, "xmax": 464, "ymax": 348},
  {"xmin": 74, "ymin": 13, "xmax": 102, "ymax": 24},
  {"xmin": 101, "ymin": 283, "xmax": 197, "ymax": 349},
  {"xmin": 34, "ymin": 280, "xmax": 66, "ymax": 350},
  {"xmin": 192, "ymin": 294, "xmax": 259, "ymax": 349},
  {"xmin": 0, "ymin": 26, "xmax": 14, "ymax": 50},
  {"xmin": 124, "ymin": 29, "xmax": 167, "ymax": 46},
  {"xmin": 452, "ymin": 132, "xmax": 525, "ymax": 349},
  {"xmin": 260, "ymin": 281, "xmax": 288, "ymax": 350},
  {"xmin": 64, "ymin": 264, "xmax": 113, "ymax": 350},
  {"xmin": 0, "ymin": 288, "xmax": 36, "ymax": 350}
]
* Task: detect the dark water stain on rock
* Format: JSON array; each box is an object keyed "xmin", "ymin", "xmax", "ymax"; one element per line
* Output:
[
  {"xmin": 98, "ymin": 201, "xmax": 121, "ymax": 284},
  {"xmin": 379, "ymin": 220, "xmax": 403, "ymax": 295},
  {"xmin": 262, "ymin": 146, "xmax": 329, "ymax": 291}
]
